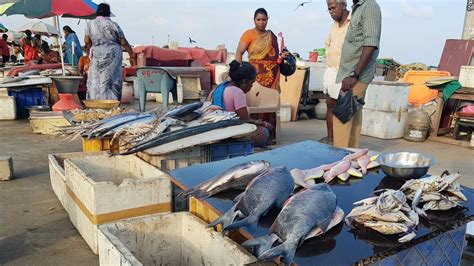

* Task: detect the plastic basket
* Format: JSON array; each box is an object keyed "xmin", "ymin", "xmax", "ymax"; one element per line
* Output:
[
  {"xmin": 372, "ymin": 224, "xmax": 467, "ymax": 265},
  {"xmin": 8, "ymin": 87, "xmax": 45, "ymax": 118},
  {"xmin": 209, "ymin": 141, "xmax": 253, "ymax": 162}
]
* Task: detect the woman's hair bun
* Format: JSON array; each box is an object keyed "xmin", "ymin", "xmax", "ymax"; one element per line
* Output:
[{"xmin": 229, "ymin": 60, "xmax": 240, "ymax": 71}]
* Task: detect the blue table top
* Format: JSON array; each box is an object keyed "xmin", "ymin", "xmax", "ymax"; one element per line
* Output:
[{"xmin": 170, "ymin": 140, "xmax": 474, "ymax": 265}]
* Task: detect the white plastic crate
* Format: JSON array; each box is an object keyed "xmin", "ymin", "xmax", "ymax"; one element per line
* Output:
[
  {"xmin": 459, "ymin": 65, "xmax": 474, "ymax": 88},
  {"xmin": 297, "ymin": 61, "xmax": 327, "ymax": 92},
  {"xmin": 362, "ymin": 81, "xmax": 410, "ymax": 139},
  {"xmin": 364, "ymin": 81, "xmax": 410, "ymax": 112},
  {"xmin": 361, "ymin": 109, "xmax": 408, "ymax": 139},
  {"xmin": 98, "ymin": 212, "xmax": 256, "ymax": 265},
  {"xmin": 64, "ymin": 154, "xmax": 172, "ymax": 254},
  {"xmin": 280, "ymin": 103, "xmax": 292, "ymax": 122},
  {"xmin": 0, "ymin": 96, "xmax": 16, "ymax": 120}
]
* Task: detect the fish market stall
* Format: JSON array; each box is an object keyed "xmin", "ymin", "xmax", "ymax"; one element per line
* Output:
[
  {"xmin": 170, "ymin": 141, "xmax": 474, "ymax": 265},
  {"xmin": 57, "ymin": 102, "xmax": 258, "ymax": 165}
]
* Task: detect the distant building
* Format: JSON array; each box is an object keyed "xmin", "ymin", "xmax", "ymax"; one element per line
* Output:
[{"xmin": 463, "ymin": 0, "xmax": 474, "ymax": 39}]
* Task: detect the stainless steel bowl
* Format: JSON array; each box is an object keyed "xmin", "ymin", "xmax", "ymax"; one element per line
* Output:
[
  {"xmin": 50, "ymin": 76, "xmax": 83, "ymax": 94},
  {"xmin": 26, "ymin": 105, "xmax": 51, "ymax": 113},
  {"xmin": 376, "ymin": 152, "xmax": 436, "ymax": 179}
]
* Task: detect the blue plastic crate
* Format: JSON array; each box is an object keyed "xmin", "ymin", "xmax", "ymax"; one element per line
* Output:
[
  {"xmin": 373, "ymin": 224, "xmax": 467, "ymax": 266},
  {"xmin": 209, "ymin": 141, "xmax": 253, "ymax": 162},
  {"xmin": 8, "ymin": 87, "xmax": 45, "ymax": 118}
]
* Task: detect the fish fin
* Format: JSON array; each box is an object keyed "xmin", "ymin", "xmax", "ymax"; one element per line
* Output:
[
  {"xmin": 348, "ymin": 167, "xmax": 363, "ymax": 178},
  {"xmin": 207, "ymin": 204, "xmax": 240, "ymax": 232},
  {"xmin": 326, "ymin": 206, "xmax": 345, "ymax": 231},
  {"xmin": 366, "ymin": 161, "xmax": 380, "ymax": 169},
  {"xmin": 304, "ymin": 226, "xmax": 324, "ymax": 240},
  {"xmin": 242, "ymin": 234, "xmax": 280, "ymax": 257},
  {"xmin": 290, "ymin": 169, "xmax": 309, "ymax": 188},
  {"xmin": 337, "ymin": 172, "xmax": 350, "ymax": 182},
  {"xmin": 233, "ymin": 191, "xmax": 245, "ymax": 204},
  {"xmin": 222, "ymin": 212, "xmax": 259, "ymax": 234},
  {"xmin": 323, "ymin": 171, "xmax": 334, "ymax": 183},
  {"xmin": 258, "ymin": 240, "xmax": 298, "ymax": 266},
  {"xmin": 304, "ymin": 206, "xmax": 345, "ymax": 241}
]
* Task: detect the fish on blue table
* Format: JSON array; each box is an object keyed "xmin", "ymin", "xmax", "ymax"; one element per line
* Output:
[
  {"xmin": 242, "ymin": 184, "xmax": 344, "ymax": 266},
  {"xmin": 182, "ymin": 160, "xmax": 271, "ymax": 198},
  {"xmin": 208, "ymin": 166, "xmax": 295, "ymax": 235}
]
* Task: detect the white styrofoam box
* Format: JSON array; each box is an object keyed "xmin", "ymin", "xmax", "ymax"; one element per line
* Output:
[
  {"xmin": 98, "ymin": 212, "xmax": 256, "ymax": 266},
  {"xmin": 214, "ymin": 63, "xmax": 229, "ymax": 84},
  {"xmin": 48, "ymin": 152, "xmax": 105, "ymax": 211},
  {"xmin": 361, "ymin": 109, "xmax": 408, "ymax": 139},
  {"xmin": 280, "ymin": 103, "xmax": 292, "ymax": 122},
  {"xmin": 364, "ymin": 81, "xmax": 410, "ymax": 112},
  {"xmin": 459, "ymin": 66, "xmax": 474, "ymax": 88},
  {"xmin": 0, "ymin": 88, "xmax": 8, "ymax": 96},
  {"xmin": 0, "ymin": 96, "xmax": 16, "ymax": 120},
  {"xmin": 64, "ymin": 154, "xmax": 172, "ymax": 254},
  {"xmin": 297, "ymin": 61, "xmax": 327, "ymax": 92}
]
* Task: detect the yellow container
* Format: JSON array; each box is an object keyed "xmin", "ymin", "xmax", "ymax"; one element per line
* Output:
[
  {"xmin": 81, "ymin": 137, "xmax": 119, "ymax": 153},
  {"xmin": 188, "ymin": 197, "xmax": 250, "ymax": 244}
]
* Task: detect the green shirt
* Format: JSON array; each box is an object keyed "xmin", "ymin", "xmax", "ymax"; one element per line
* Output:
[{"xmin": 336, "ymin": 0, "xmax": 382, "ymax": 84}]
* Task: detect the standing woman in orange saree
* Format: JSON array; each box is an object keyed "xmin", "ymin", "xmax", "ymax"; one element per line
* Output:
[{"xmin": 236, "ymin": 8, "xmax": 282, "ymax": 91}]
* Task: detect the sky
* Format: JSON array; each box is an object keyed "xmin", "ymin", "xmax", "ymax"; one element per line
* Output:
[{"xmin": 0, "ymin": 0, "xmax": 469, "ymax": 66}]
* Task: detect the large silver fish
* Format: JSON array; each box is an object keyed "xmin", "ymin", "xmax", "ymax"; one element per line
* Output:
[
  {"xmin": 208, "ymin": 166, "xmax": 295, "ymax": 234},
  {"xmin": 243, "ymin": 184, "xmax": 344, "ymax": 265},
  {"xmin": 183, "ymin": 160, "xmax": 271, "ymax": 198}
]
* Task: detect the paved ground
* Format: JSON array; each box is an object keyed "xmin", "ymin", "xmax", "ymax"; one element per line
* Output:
[
  {"xmin": 0, "ymin": 115, "xmax": 472, "ymax": 265},
  {"xmin": 0, "ymin": 120, "xmax": 96, "ymax": 265}
]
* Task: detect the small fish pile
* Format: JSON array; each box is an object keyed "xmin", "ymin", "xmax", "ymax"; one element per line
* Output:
[
  {"xmin": 66, "ymin": 108, "xmax": 127, "ymax": 122},
  {"xmin": 291, "ymin": 149, "xmax": 380, "ymax": 187},
  {"xmin": 182, "ymin": 160, "xmax": 270, "ymax": 198},
  {"xmin": 119, "ymin": 119, "xmax": 243, "ymax": 155},
  {"xmin": 201, "ymin": 110, "xmax": 239, "ymax": 123},
  {"xmin": 243, "ymin": 184, "xmax": 344, "ymax": 265},
  {"xmin": 345, "ymin": 189, "xmax": 419, "ymax": 243},
  {"xmin": 208, "ymin": 167, "xmax": 295, "ymax": 234},
  {"xmin": 57, "ymin": 111, "xmax": 158, "ymax": 141},
  {"xmin": 58, "ymin": 102, "xmax": 243, "ymax": 154},
  {"xmin": 400, "ymin": 172, "xmax": 467, "ymax": 215}
]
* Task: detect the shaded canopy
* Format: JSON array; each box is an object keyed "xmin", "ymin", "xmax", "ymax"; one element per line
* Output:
[{"xmin": 0, "ymin": 0, "xmax": 98, "ymax": 19}]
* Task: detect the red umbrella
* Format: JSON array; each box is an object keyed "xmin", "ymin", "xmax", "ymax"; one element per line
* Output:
[
  {"xmin": 0, "ymin": 0, "xmax": 98, "ymax": 19},
  {"xmin": 1, "ymin": 0, "xmax": 100, "ymax": 73}
]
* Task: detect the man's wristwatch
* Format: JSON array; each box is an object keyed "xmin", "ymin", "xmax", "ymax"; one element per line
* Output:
[{"xmin": 349, "ymin": 71, "xmax": 360, "ymax": 79}]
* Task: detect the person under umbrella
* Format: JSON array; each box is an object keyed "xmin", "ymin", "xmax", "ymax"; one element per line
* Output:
[
  {"xmin": 63, "ymin": 25, "xmax": 82, "ymax": 65},
  {"xmin": 38, "ymin": 42, "xmax": 60, "ymax": 64},
  {"xmin": 84, "ymin": 3, "xmax": 134, "ymax": 100},
  {"xmin": 21, "ymin": 29, "xmax": 38, "ymax": 63},
  {"xmin": 0, "ymin": 34, "xmax": 10, "ymax": 65}
]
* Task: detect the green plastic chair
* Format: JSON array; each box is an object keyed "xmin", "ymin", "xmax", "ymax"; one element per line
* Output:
[{"xmin": 137, "ymin": 67, "xmax": 177, "ymax": 112}]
